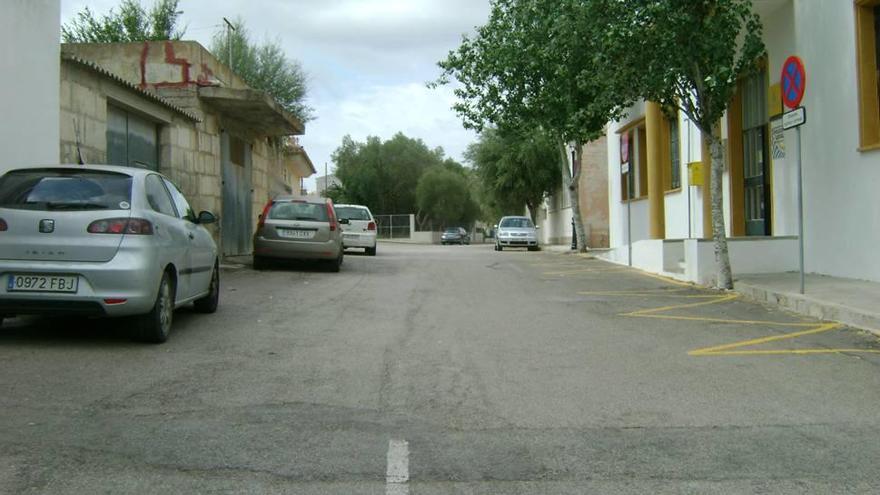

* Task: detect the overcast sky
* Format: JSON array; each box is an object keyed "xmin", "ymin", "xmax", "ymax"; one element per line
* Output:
[{"xmin": 59, "ymin": 0, "xmax": 491, "ymax": 190}]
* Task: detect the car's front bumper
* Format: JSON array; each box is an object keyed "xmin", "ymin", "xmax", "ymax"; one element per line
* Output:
[
  {"xmin": 497, "ymin": 237, "xmax": 538, "ymax": 247},
  {"xmin": 0, "ymin": 243, "xmax": 161, "ymax": 318}
]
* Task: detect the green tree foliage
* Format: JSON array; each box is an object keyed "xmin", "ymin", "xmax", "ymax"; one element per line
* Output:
[
  {"xmin": 331, "ymin": 133, "xmax": 452, "ymax": 216},
  {"xmin": 434, "ymin": 0, "xmax": 633, "ymax": 251},
  {"xmin": 617, "ymin": 0, "xmax": 765, "ymax": 289},
  {"xmin": 415, "ymin": 166, "xmax": 480, "ymax": 227},
  {"xmin": 62, "ymin": 0, "xmax": 185, "ymax": 43},
  {"xmin": 211, "ymin": 19, "xmax": 313, "ymax": 122},
  {"xmin": 465, "ymin": 128, "xmax": 561, "ymax": 224}
]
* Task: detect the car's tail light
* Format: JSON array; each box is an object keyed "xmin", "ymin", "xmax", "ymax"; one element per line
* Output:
[
  {"xmin": 326, "ymin": 201, "xmax": 338, "ymax": 232},
  {"xmin": 367, "ymin": 221, "xmax": 376, "ymax": 231},
  {"xmin": 257, "ymin": 200, "xmax": 274, "ymax": 229},
  {"xmin": 87, "ymin": 218, "xmax": 153, "ymax": 234},
  {"xmin": 0, "ymin": 219, "xmax": 6, "ymax": 231}
]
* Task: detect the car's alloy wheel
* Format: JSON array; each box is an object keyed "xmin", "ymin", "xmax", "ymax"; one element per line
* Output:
[
  {"xmin": 193, "ymin": 264, "xmax": 219, "ymax": 313},
  {"xmin": 135, "ymin": 272, "xmax": 174, "ymax": 343}
]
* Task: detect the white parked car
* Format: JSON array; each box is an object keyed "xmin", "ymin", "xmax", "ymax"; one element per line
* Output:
[
  {"xmin": 494, "ymin": 215, "xmax": 539, "ymax": 251},
  {"xmin": 334, "ymin": 204, "xmax": 377, "ymax": 256},
  {"xmin": 0, "ymin": 165, "xmax": 220, "ymax": 343}
]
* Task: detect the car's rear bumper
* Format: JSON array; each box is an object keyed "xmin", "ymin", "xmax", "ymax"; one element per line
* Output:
[
  {"xmin": 342, "ymin": 233, "xmax": 377, "ymax": 249},
  {"xmin": 0, "ymin": 246, "xmax": 160, "ymax": 318},
  {"xmin": 253, "ymin": 236, "xmax": 341, "ymax": 260}
]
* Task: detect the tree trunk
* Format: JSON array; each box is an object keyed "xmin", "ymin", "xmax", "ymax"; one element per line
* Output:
[
  {"xmin": 526, "ymin": 201, "xmax": 538, "ymax": 225},
  {"xmin": 559, "ymin": 142, "xmax": 588, "ymax": 252},
  {"xmin": 707, "ymin": 127, "xmax": 733, "ymax": 289}
]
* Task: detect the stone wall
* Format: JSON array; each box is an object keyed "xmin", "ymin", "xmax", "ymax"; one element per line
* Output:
[
  {"xmin": 59, "ymin": 59, "xmax": 221, "ymax": 239},
  {"xmin": 60, "ymin": 62, "xmax": 107, "ymax": 165}
]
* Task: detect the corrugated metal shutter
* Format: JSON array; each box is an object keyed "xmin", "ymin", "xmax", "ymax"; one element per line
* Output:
[{"xmin": 106, "ymin": 105, "xmax": 159, "ymax": 170}]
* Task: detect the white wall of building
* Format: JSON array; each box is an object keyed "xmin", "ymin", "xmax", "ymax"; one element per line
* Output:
[
  {"xmin": 0, "ymin": 0, "xmax": 60, "ymax": 172},
  {"xmin": 764, "ymin": 1, "xmax": 880, "ymax": 282}
]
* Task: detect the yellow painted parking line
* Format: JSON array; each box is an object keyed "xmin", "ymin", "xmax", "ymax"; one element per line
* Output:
[
  {"xmin": 543, "ymin": 267, "xmax": 629, "ymax": 276},
  {"xmin": 578, "ymin": 287, "xmax": 880, "ymax": 357},
  {"xmin": 689, "ymin": 324, "xmax": 841, "ymax": 355},
  {"xmin": 539, "ymin": 254, "xmax": 880, "ymax": 357},
  {"xmin": 691, "ymin": 348, "xmax": 880, "ymax": 356}
]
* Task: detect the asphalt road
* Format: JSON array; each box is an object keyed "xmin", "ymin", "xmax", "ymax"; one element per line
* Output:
[{"xmin": 2, "ymin": 242, "xmax": 880, "ymax": 494}]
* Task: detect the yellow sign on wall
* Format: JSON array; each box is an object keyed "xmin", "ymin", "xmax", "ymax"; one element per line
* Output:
[
  {"xmin": 769, "ymin": 82, "xmax": 783, "ymax": 117},
  {"xmin": 688, "ymin": 161, "xmax": 703, "ymax": 185}
]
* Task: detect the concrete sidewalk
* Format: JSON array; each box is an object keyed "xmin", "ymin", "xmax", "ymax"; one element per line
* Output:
[{"xmin": 735, "ymin": 273, "xmax": 880, "ymax": 336}]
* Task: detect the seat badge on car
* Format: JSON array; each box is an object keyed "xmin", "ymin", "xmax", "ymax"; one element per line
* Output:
[{"xmin": 39, "ymin": 219, "xmax": 55, "ymax": 233}]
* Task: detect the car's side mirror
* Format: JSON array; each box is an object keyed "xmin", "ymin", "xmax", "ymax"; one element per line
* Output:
[
  {"xmin": 339, "ymin": 218, "xmax": 350, "ymax": 224},
  {"xmin": 197, "ymin": 211, "xmax": 217, "ymax": 224}
]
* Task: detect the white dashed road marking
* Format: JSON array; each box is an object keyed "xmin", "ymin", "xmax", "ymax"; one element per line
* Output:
[{"xmin": 386, "ymin": 439, "xmax": 410, "ymax": 494}]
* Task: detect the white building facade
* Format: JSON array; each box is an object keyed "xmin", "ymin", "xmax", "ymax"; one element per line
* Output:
[
  {"xmin": 602, "ymin": 0, "xmax": 880, "ymax": 284},
  {"xmin": 1, "ymin": 0, "xmax": 60, "ymax": 171}
]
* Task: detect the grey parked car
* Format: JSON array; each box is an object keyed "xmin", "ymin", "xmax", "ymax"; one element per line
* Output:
[
  {"xmin": 252, "ymin": 195, "xmax": 346, "ymax": 271},
  {"xmin": 494, "ymin": 216, "xmax": 539, "ymax": 251},
  {"xmin": 0, "ymin": 165, "xmax": 220, "ymax": 343},
  {"xmin": 441, "ymin": 227, "xmax": 470, "ymax": 245}
]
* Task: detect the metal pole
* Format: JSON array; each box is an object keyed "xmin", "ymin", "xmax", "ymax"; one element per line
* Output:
[
  {"xmin": 223, "ymin": 17, "xmax": 235, "ymax": 68},
  {"xmin": 796, "ymin": 125, "xmax": 805, "ymax": 294},
  {"xmin": 324, "ymin": 162, "xmax": 328, "ymax": 197},
  {"xmin": 627, "ymin": 170, "xmax": 632, "ymax": 267},
  {"xmin": 686, "ymin": 118, "xmax": 692, "ymax": 239}
]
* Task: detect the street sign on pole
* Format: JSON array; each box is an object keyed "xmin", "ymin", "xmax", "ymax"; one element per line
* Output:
[
  {"xmin": 782, "ymin": 107, "xmax": 806, "ymax": 130},
  {"xmin": 781, "ymin": 55, "xmax": 807, "ymax": 294}
]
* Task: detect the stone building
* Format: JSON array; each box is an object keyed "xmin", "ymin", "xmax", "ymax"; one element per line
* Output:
[
  {"xmin": 535, "ymin": 139, "xmax": 610, "ymax": 249},
  {"xmin": 60, "ymin": 41, "xmax": 314, "ymax": 256}
]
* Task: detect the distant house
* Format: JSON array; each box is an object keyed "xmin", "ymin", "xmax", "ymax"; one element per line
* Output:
[
  {"xmin": 59, "ymin": 41, "xmax": 315, "ymax": 256},
  {"xmin": 314, "ymin": 174, "xmax": 341, "ymax": 197}
]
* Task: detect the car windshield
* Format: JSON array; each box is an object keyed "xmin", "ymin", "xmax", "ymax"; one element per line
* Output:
[
  {"xmin": 268, "ymin": 201, "xmax": 329, "ymax": 222},
  {"xmin": 335, "ymin": 207, "xmax": 371, "ymax": 221},
  {"xmin": 0, "ymin": 169, "xmax": 132, "ymax": 211},
  {"xmin": 444, "ymin": 228, "xmax": 460, "ymax": 234},
  {"xmin": 500, "ymin": 218, "xmax": 533, "ymax": 229}
]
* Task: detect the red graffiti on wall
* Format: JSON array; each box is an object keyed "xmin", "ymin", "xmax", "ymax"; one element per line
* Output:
[{"xmin": 139, "ymin": 41, "xmax": 193, "ymax": 89}]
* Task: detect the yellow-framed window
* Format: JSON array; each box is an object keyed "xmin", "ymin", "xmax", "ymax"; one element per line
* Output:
[{"xmin": 855, "ymin": 0, "xmax": 880, "ymax": 149}]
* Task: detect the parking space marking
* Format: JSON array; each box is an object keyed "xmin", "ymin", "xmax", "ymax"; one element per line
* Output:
[
  {"xmin": 580, "ymin": 288, "xmax": 880, "ymax": 357},
  {"xmin": 532, "ymin": 256, "xmax": 880, "ymax": 357},
  {"xmin": 542, "ymin": 266, "xmax": 630, "ymax": 277}
]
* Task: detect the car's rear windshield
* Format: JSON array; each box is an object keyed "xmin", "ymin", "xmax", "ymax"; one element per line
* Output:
[
  {"xmin": 268, "ymin": 201, "xmax": 329, "ymax": 222},
  {"xmin": 335, "ymin": 206, "xmax": 371, "ymax": 221},
  {"xmin": 500, "ymin": 218, "xmax": 534, "ymax": 228},
  {"xmin": 0, "ymin": 169, "xmax": 133, "ymax": 211}
]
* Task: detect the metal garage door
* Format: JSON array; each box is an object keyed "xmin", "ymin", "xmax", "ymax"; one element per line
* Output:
[{"xmin": 221, "ymin": 132, "xmax": 253, "ymax": 256}]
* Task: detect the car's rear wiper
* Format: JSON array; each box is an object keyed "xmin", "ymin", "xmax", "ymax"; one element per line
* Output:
[{"xmin": 46, "ymin": 202, "xmax": 110, "ymax": 210}]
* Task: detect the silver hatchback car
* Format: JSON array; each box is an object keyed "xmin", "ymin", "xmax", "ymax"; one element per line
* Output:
[
  {"xmin": 252, "ymin": 196, "xmax": 346, "ymax": 271},
  {"xmin": 495, "ymin": 215, "xmax": 540, "ymax": 251},
  {"xmin": 0, "ymin": 165, "xmax": 220, "ymax": 343}
]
